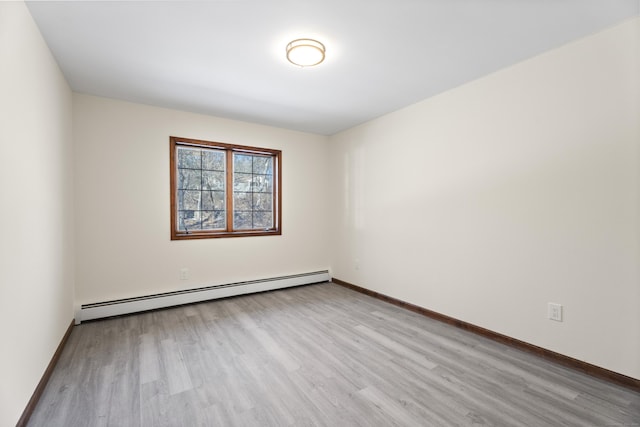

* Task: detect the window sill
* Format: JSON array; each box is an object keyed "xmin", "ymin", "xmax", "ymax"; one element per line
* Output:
[{"xmin": 171, "ymin": 229, "xmax": 281, "ymax": 240}]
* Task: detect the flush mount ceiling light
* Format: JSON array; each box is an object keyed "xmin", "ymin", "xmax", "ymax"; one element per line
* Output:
[{"xmin": 286, "ymin": 38, "xmax": 326, "ymax": 67}]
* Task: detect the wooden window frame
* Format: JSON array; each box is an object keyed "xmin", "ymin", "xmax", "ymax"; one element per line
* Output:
[{"xmin": 170, "ymin": 136, "xmax": 282, "ymax": 240}]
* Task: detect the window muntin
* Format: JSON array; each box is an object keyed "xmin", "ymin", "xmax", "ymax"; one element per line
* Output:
[{"xmin": 170, "ymin": 137, "xmax": 281, "ymax": 239}]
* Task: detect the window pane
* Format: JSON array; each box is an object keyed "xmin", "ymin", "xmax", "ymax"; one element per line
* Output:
[
  {"xmin": 178, "ymin": 169, "xmax": 201, "ymax": 190},
  {"xmin": 253, "ymin": 156, "xmax": 273, "ymax": 174},
  {"xmin": 178, "ymin": 190, "xmax": 201, "ymax": 210},
  {"xmin": 178, "ymin": 210, "xmax": 202, "ymax": 231},
  {"xmin": 232, "ymin": 152, "xmax": 275, "ymax": 231},
  {"xmin": 234, "ymin": 154, "xmax": 253, "ymax": 173},
  {"xmin": 202, "ymin": 171, "xmax": 224, "ymax": 191},
  {"xmin": 201, "ymin": 211, "xmax": 226, "ymax": 229},
  {"xmin": 202, "ymin": 149, "xmax": 225, "ymax": 171},
  {"xmin": 252, "ymin": 175, "xmax": 273, "ymax": 193},
  {"xmin": 177, "ymin": 147, "xmax": 201, "ymax": 169},
  {"xmin": 252, "ymin": 193, "xmax": 272, "ymax": 211},
  {"xmin": 234, "ymin": 211, "xmax": 252, "ymax": 230},
  {"xmin": 253, "ymin": 211, "xmax": 273, "ymax": 229},
  {"xmin": 234, "ymin": 192, "xmax": 252, "ymax": 211},
  {"xmin": 202, "ymin": 190, "xmax": 225, "ymax": 210},
  {"xmin": 233, "ymin": 172, "xmax": 252, "ymax": 191}
]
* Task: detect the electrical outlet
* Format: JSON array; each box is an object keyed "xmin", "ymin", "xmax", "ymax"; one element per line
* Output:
[
  {"xmin": 180, "ymin": 268, "xmax": 189, "ymax": 280},
  {"xmin": 548, "ymin": 303, "xmax": 563, "ymax": 322}
]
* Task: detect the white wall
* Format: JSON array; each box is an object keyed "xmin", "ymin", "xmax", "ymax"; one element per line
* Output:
[
  {"xmin": 329, "ymin": 18, "xmax": 640, "ymax": 379},
  {"xmin": 0, "ymin": 2, "xmax": 75, "ymax": 425},
  {"xmin": 73, "ymin": 94, "xmax": 330, "ymax": 305}
]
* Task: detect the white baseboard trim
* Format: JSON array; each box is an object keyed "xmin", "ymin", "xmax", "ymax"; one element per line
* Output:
[{"xmin": 76, "ymin": 270, "xmax": 330, "ymax": 324}]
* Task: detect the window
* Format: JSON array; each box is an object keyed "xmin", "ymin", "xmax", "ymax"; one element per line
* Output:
[{"xmin": 170, "ymin": 136, "xmax": 281, "ymax": 239}]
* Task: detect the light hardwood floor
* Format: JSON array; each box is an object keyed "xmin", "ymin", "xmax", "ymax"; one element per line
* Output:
[{"xmin": 28, "ymin": 282, "xmax": 640, "ymax": 426}]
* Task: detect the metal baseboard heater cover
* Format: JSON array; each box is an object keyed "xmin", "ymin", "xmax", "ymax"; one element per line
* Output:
[{"xmin": 76, "ymin": 270, "xmax": 330, "ymax": 324}]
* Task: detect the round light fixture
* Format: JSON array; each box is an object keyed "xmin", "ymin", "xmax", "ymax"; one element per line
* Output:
[{"xmin": 286, "ymin": 39, "xmax": 325, "ymax": 67}]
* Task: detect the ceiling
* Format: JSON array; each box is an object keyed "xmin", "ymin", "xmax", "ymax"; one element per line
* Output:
[{"xmin": 26, "ymin": 0, "xmax": 639, "ymax": 135}]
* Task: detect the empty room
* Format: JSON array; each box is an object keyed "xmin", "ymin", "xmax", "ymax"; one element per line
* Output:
[{"xmin": 1, "ymin": 0, "xmax": 639, "ymax": 426}]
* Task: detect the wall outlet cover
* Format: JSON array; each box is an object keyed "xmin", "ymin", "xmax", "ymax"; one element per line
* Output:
[{"xmin": 548, "ymin": 303, "xmax": 563, "ymax": 322}]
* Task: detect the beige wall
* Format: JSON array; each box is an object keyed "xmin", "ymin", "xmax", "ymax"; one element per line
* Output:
[
  {"xmin": 0, "ymin": 2, "xmax": 75, "ymax": 425},
  {"xmin": 328, "ymin": 18, "xmax": 640, "ymax": 379},
  {"xmin": 73, "ymin": 94, "xmax": 330, "ymax": 305}
]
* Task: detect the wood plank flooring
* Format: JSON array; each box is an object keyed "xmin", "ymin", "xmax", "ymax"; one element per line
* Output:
[{"xmin": 28, "ymin": 282, "xmax": 640, "ymax": 426}]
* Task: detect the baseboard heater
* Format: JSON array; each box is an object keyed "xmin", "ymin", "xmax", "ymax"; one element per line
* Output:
[{"xmin": 76, "ymin": 270, "xmax": 330, "ymax": 324}]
